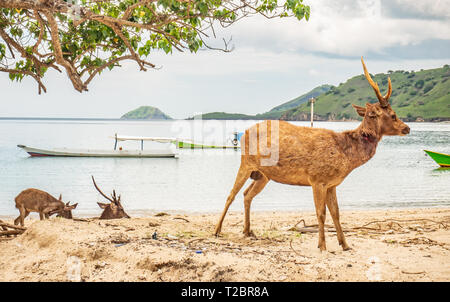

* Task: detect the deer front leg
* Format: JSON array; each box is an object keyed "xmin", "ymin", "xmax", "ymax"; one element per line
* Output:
[
  {"xmin": 326, "ymin": 187, "xmax": 351, "ymax": 251},
  {"xmin": 312, "ymin": 185, "xmax": 327, "ymax": 251}
]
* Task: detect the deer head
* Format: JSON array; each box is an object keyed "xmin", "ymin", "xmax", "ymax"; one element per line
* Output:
[
  {"xmin": 92, "ymin": 176, "xmax": 130, "ymax": 219},
  {"xmin": 47, "ymin": 195, "xmax": 78, "ymax": 218},
  {"xmin": 352, "ymin": 57, "xmax": 410, "ymax": 140},
  {"xmin": 55, "ymin": 201, "xmax": 78, "ymax": 219}
]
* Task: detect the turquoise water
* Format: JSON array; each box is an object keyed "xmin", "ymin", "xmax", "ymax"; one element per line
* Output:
[{"xmin": 0, "ymin": 119, "xmax": 449, "ymax": 218}]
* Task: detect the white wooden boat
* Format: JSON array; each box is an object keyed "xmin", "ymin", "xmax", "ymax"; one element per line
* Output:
[{"xmin": 17, "ymin": 134, "xmax": 178, "ymax": 158}]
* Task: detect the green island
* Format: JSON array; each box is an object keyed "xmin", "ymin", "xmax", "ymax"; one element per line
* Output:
[{"xmin": 121, "ymin": 106, "xmax": 172, "ymax": 120}]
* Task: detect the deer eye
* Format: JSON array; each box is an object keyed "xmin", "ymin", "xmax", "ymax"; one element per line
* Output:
[{"xmin": 391, "ymin": 114, "xmax": 397, "ymax": 121}]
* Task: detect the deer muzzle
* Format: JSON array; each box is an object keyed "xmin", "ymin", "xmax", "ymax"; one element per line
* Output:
[{"xmin": 402, "ymin": 125, "xmax": 410, "ymax": 135}]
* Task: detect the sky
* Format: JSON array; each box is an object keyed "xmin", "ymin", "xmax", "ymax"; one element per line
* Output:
[{"xmin": 1, "ymin": 0, "xmax": 449, "ymax": 119}]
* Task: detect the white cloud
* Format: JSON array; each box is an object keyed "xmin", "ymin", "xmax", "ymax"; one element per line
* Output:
[
  {"xmin": 226, "ymin": 0, "xmax": 450, "ymax": 57},
  {"xmin": 392, "ymin": 0, "xmax": 450, "ymax": 19}
]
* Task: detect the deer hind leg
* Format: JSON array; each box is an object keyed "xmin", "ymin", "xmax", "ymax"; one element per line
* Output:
[
  {"xmin": 325, "ymin": 187, "xmax": 350, "ymax": 251},
  {"xmin": 243, "ymin": 175, "xmax": 269, "ymax": 237},
  {"xmin": 312, "ymin": 185, "xmax": 327, "ymax": 251},
  {"xmin": 214, "ymin": 165, "xmax": 252, "ymax": 236}
]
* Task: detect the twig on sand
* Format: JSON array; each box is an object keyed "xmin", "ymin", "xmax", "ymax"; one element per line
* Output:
[
  {"xmin": 0, "ymin": 220, "xmax": 27, "ymax": 237},
  {"xmin": 173, "ymin": 217, "xmax": 190, "ymax": 223},
  {"xmin": 0, "ymin": 221, "xmax": 26, "ymax": 231},
  {"xmin": 187, "ymin": 238, "xmax": 205, "ymax": 246},
  {"xmin": 288, "ymin": 218, "xmax": 449, "ymax": 235},
  {"xmin": 401, "ymin": 270, "xmax": 426, "ymax": 275},
  {"xmin": 73, "ymin": 218, "xmax": 91, "ymax": 222},
  {"xmin": 355, "ymin": 219, "xmax": 449, "ymax": 231},
  {"xmin": 288, "ymin": 219, "xmax": 335, "ymax": 233},
  {"xmin": 0, "ymin": 230, "xmax": 24, "ymax": 236},
  {"xmin": 155, "ymin": 212, "xmax": 169, "ymax": 217},
  {"xmin": 289, "ymin": 239, "xmax": 311, "ymax": 259}
]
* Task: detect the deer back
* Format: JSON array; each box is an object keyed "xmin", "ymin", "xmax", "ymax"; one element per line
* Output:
[{"xmin": 15, "ymin": 189, "xmax": 64, "ymax": 213}]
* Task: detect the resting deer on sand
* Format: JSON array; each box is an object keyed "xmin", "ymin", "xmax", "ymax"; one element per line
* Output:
[
  {"xmin": 214, "ymin": 57, "xmax": 410, "ymax": 251},
  {"xmin": 14, "ymin": 189, "xmax": 77, "ymax": 226},
  {"xmin": 92, "ymin": 176, "xmax": 130, "ymax": 219}
]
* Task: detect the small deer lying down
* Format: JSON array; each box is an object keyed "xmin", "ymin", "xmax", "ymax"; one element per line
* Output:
[
  {"xmin": 214, "ymin": 57, "xmax": 410, "ymax": 251},
  {"xmin": 14, "ymin": 189, "xmax": 78, "ymax": 226},
  {"xmin": 92, "ymin": 176, "xmax": 130, "ymax": 219}
]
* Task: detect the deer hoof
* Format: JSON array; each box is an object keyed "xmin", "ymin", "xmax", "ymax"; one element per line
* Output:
[
  {"xmin": 342, "ymin": 245, "xmax": 352, "ymax": 251},
  {"xmin": 318, "ymin": 244, "xmax": 327, "ymax": 252},
  {"xmin": 243, "ymin": 230, "xmax": 255, "ymax": 237}
]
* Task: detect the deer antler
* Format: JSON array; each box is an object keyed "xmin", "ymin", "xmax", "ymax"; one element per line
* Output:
[
  {"xmin": 111, "ymin": 190, "xmax": 121, "ymax": 204},
  {"xmin": 361, "ymin": 56, "xmax": 392, "ymax": 108},
  {"xmin": 91, "ymin": 176, "xmax": 115, "ymax": 203}
]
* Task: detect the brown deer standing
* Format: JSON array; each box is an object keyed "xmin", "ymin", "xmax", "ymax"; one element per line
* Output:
[
  {"xmin": 14, "ymin": 189, "xmax": 78, "ymax": 226},
  {"xmin": 214, "ymin": 57, "xmax": 410, "ymax": 251},
  {"xmin": 92, "ymin": 176, "xmax": 130, "ymax": 219}
]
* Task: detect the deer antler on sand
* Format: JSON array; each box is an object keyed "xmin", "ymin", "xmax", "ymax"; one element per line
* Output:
[
  {"xmin": 214, "ymin": 57, "xmax": 410, "ymax": 251},
  {"xmin": 92, "ymin": 176, "xmax": 130, "ymax": 219}
]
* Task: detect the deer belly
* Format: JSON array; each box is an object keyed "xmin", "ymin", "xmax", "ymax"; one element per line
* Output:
[{"xmin": 259, "ymin": 167, "xmax": 311, "ymax": 186}]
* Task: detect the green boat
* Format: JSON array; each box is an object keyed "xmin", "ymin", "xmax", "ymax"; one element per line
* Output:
[
  {"xmin": 176, "ymin": 132, "xmax": 243, "ymax": 149},
  {"xmin": 424, "ymin": 150, "xmax": 450, "ymax": 167},
  {"xmin": 177, "ymin": 141, "xmax": 239, "ymax": 149}
]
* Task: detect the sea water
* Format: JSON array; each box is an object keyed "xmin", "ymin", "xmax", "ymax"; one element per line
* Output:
[{"xmin": 0, "ymin": 119, "xmax": 448, "ymax": 218}]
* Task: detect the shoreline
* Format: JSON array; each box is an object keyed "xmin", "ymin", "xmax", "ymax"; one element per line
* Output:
[
  {"xmin": 1, "ymin": 117, "xmax": 449, "ymax": 123},
  {"xmin": 1, "ymin": 207, "xmax": 449, "ymax": 281},
  {"xmin": 2, "ymin": 205, "xmax": 449, "ymax": 220}
]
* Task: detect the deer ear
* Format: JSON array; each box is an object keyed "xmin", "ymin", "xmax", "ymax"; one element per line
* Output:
[
  {"xmin": 59, "ymin": 194, "xmax": 62, "ymax": 201},
  {"xmin": 71, "ymin": 203, "xmax": 78, "ymax": 209},
  {"xmin": 97, "ymin": 202, "xmax": 109, "ymax": 209},
  {"xmin": 352, "ymin": 104, "xmax": 366, "ymax": 117}
]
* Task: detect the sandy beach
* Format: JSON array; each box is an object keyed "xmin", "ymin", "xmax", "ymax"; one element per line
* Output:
[{"xmin": 0, "ymin": 208, "xmax": 449, "ymax": 282}]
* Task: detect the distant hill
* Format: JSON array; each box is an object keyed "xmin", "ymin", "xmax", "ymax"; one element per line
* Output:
[
  {"xmin": 281, "ymin": 65, "xmax": 450, "ymax": 122},
  {"xmin": 188, "ymin": 85, "xmax": 333, "ymax": 120},
  {"xmin": 269, "ymin": 84, "xmax": 333, "ymax": 112},
  {"xmin": 121, "ymin": 106, "xmax": 172, "ymax": 120},
  {"xmin": 187, "ymin": 112, "xmax": 255, "ymax": 120}
]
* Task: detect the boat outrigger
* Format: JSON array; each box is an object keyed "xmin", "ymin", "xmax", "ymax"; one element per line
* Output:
[
  {"xmin": 18, "ymin": 134, "xmax": 178, "ymax": 158},
  {"xmin": 424, "ymin": 150, "xmax": 450, "ymax": 168},
  {"xmin": 175, "ymin": 132, "xmax": 243, "ymax": 149}
]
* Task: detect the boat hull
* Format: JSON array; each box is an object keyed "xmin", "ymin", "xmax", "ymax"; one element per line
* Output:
[
  {"xmin": 424, "ymin": 150, "xmax": 450, "ymax": 167},
  {"xmin": 18, "ymin": 145, "xmax": 177, "ymax": 158}
]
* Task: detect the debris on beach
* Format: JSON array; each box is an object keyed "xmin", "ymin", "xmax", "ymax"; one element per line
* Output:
[
  {"xmin": 0, "ymin": 220, "xmax": 26, "ymax": 238},
  {"xmin": 109, "ymin": 233, "xmax": 130, "ymax": 244},
  {"xmin": 155, "ymin": 212, "xmax": 169, "ymax": 217}
]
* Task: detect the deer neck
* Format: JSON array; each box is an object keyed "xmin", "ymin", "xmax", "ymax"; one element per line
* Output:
[{"xmin": 341, "ymin": 122, "xmax": 382, "ymax": 169}]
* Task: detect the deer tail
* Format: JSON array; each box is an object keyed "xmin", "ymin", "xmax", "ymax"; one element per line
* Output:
[{"xmin": 250, "ymin": 171, "xmax": 263, "ymax": 180}]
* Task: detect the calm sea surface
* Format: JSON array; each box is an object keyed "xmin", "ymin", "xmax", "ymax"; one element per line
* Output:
[{"xmin": 0, "ymin": 119, "xmax": 449, "ymax": 218}]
